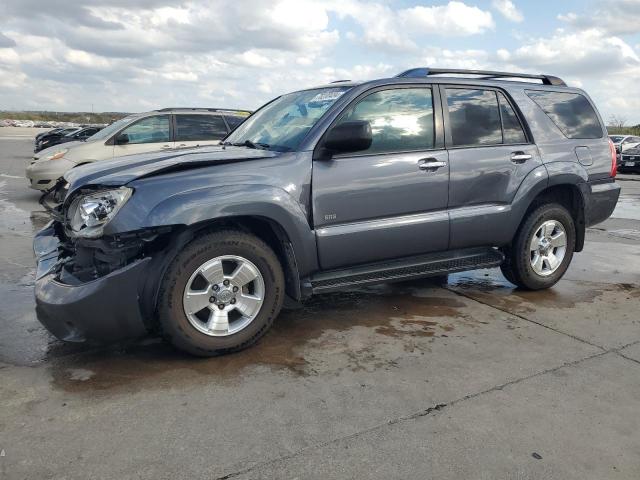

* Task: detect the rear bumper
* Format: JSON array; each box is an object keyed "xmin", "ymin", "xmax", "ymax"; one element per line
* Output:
[
  {"xmin": 583, "ymin": 180, "xmax": 621, "ymax": 227},
  {"xmin": 33, "ymin": 225, "xmax": 150, "ymax": 343}
]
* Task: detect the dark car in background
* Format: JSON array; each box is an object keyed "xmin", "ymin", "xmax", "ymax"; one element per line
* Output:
[
  {"xmin": 619, "ymin": 145, "xmax": 640, "ymax": 173},
  {"xmin": 55, "ymin": 126, "xmax": 103, "ymax": 146},
  {"xmin": 35, "ymin": 127, "xmax": 82, "ymax": 152}
]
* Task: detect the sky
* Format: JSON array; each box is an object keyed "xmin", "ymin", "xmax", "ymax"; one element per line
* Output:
[{"xmin": 1, "ymin": 0, "xmax": 639, "ymax": 123}]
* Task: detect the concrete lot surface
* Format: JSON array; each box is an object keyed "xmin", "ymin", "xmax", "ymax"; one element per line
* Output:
[{"xmin": 1, "ymin": 127, "xmax": 639, "ymax": 479}]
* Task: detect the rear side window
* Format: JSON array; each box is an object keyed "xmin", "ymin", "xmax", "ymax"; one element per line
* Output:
[
  {"xmin": 446, "ymin": 88, "xmax": 502, "ymax": 147},
  {"xmin": 526, "ymin": 90, "xmax": 603, "ymax": 139},
  {"xmin": 224, "ymin": 115, "xmax": 245, "ymax": 131},
  {"xmin": 175, "ymin": 114, "xmax": 228, "ymax": 141},
  {"xmin": 339, "ymin": 87, "xmax": 435, "ymax": 154}
]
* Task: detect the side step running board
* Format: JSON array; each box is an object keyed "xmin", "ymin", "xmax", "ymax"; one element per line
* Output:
[{"xmin": 310, "ymin": 247, "xmax": 504, "ymax": 293}]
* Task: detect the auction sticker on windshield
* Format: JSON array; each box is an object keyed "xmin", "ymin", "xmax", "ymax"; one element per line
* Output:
[{"xmin": 310, "ymin": 90, "xmax": 346, "ymax": 103}]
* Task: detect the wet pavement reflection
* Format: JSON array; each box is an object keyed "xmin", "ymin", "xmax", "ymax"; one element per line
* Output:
[{"xmin": 2, "ymin": 137, "xmax": 640, "ymax": 402}]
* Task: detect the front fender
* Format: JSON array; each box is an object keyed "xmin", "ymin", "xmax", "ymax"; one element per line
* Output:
[{"xmin": 109, "ymin": 184, "xmax": 318, "ymax": 275}]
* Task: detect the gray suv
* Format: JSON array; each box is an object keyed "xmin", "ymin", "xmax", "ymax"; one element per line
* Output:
[{"xmin": 34, "ymin": 68, "xmax": 620, "ymax": 356}]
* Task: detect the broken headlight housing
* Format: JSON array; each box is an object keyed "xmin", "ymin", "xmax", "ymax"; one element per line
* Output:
[{"xmin": 67, "ymin": 187, "xmax": 132, "ymax": 238}]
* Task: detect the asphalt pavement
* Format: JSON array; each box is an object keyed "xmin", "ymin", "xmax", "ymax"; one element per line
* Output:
[{"xmin": 1, "ymin": 127, "xmax": 639, "ymax": 479}]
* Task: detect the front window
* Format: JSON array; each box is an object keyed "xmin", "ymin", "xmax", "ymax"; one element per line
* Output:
[
  {"xmin": 609, "ymin": 136, "xmax": 624, "ymax": 143},
  {"xmin": 335, "ymin": 87, "xmax": 435, "ymax": 154},
  {"xmin": 119, "ymin": 115, "xmax": 171, "ymax": 144},
  {"xmin": 87, "ymin": 115, "xmax": 140, "ymax": 142},
  {"xmin": 224, "ymin": 86, "xmax": 351, "ymax": 151}
]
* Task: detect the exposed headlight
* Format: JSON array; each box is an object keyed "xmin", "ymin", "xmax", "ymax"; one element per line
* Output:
[
  {"xmin": 67, "ymin": 187, "xmax": 132, "ymax": 238},
  {"xmin": 47, "ymin": 149, "xmax": 68, "ymax": 160}
]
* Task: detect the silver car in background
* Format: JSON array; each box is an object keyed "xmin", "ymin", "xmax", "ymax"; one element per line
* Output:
[{"xmin": 26, "ymin": 108, "xmax": 250, "ymax": 191}]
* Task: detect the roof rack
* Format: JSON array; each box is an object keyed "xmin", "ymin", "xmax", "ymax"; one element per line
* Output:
[
  {"xmin": 155, "ymin": 107, "xmax": 251, "ymax": 114},
  {"xmin": 330, "ymin": 79, "xmax": 352, "ymax": 83},
  {"xmin": 395, "ymin": 68, "xmax": 566, "ymax": 86}
]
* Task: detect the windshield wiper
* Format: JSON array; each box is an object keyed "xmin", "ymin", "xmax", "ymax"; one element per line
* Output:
[{"xmin": 221, "ymin": 140, "xmax": 271, "ymax": 150}]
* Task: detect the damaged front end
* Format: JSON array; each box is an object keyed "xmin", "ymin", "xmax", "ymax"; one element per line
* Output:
[{"xmin": 33, "ymin": 182, "xmax": 175, "ymax": 343}]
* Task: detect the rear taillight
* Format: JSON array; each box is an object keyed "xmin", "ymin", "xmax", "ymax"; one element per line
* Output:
[{"xmin": 608, "ymin": 138, "xmax": 617, "ymax": 178}]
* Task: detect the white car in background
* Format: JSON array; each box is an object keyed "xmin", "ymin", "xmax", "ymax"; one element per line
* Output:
[
  {"xmin": 26, "ymin": 108, "xmax": 250, "ymax": 191},
  {"xmin": 609, "ymin": 134, "xmax": 640, "ymax": 153}
]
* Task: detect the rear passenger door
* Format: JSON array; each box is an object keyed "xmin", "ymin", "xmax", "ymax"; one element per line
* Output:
[
  {"xmin": 443, "ymin": 86, "xmax": 542, "ymax": 249},
  {"xmin": 174, "ymin": 114, "xmax": 228, "ymax": 149}
]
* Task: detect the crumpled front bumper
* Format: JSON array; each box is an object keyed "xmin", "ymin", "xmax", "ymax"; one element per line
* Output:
[{"xmin": 33, "ymin": 224, "xmax": 150, "ymax": 343}]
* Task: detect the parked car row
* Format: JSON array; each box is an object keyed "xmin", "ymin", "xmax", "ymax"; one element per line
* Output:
[
  {"xmin": 1, "ymin": 118, "xmax": 106, "ymax": 128},
  {"xmin": 27, "ymin": 108, "xmax": 251, "ymax": 191}
]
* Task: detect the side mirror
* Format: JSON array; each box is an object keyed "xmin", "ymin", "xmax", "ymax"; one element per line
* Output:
[
  {"xmin": 115, "ymin": 133, "xmax": 129, "ymax": 145},
  {"xmin": 324, "ymin": 121, "xmax": 372, "ymax": 154}
]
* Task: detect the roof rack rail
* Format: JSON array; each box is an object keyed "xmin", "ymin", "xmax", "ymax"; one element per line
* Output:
[
  {"xmin": 155, "ymin": 107, "xmax": 251, "ymax": 114},
  {"xmin": 330, "ymin": 79, "xmax": 351, "ymax": 83},
  {"xmin": 395, "ymin": 67, "xmax": 566, "ymax": 86}
]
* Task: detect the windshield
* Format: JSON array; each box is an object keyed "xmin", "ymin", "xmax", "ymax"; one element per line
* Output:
[
  {"xmin": 609, "ymin": 135, "xmax": 624, "ymax": 143},
  {"xmin": 224, "ymin": 87, "xmax": 352, "ymax": 151},
  {"xmin": 86, "ymin": 115, "xmax": 139, "ymax": 142}
]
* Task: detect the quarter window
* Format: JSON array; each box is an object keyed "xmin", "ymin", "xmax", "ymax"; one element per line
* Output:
[
  {"xmin": 337, "ymin": 88, "xmax": 435, "ymax": 154},
  {"xmin": 498, "ymin": 92, "xmax": 526, "ymax": 144},
  {"xmin": 175, "ymin": 114, "xmax": 228, "ymax": 142},
  {"xmin": 446, "ymin": 88, "xmax": 502, "ymax": 147},
  {"xmin": 120, "ymin": 115, "xmax": 170, "ymax": 144},
  {"xmin": 224, "ymin": 115, "xmax": 245, "ymax": 131},
  {"xmin": 526, "ymin": 90, "xmax": 603, "ymax": 139}
]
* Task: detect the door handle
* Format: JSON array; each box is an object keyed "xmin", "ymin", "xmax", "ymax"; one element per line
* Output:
[
  {"xmin": 161, "ymin": 144, "xmax": 173, "ymax": 149},
  {"xmin": 418, "ymin": 158, "xmax": 447, "ymax": 171},
  {"xmin": 511, "ymin": 152, "xmax": 532, "ymax": 164}
]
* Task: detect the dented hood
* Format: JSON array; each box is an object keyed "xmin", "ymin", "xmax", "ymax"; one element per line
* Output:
[{"xmin": 64, "ymin": 145, "xmax": 278, "ymax": 193}]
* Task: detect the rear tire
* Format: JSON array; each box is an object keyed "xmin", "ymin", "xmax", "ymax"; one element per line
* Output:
[
  {"xmin": 158, "ymin": 230, "xmax": 285, "ymax": 356},
  {"xmin": 501, "ymin": 203, "xmax": 575, "ymax": 290}
]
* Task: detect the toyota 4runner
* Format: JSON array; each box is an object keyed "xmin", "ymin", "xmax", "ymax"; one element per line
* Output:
[{"xmin": 34, "ymin": 68, "xmax": 620, "ymax": 356}]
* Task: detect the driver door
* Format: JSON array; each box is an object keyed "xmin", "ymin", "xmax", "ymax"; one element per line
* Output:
[
  {"xmin": 112, "ymin": 115, "xmax": 174, "ymax": 158},
  {"xmin": 312, "ymin": 86, "xmax": 449, "ymax": 270}
]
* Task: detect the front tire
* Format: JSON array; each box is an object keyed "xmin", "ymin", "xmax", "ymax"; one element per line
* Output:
[
  {"xmin": 158, "ymin": 230, "xmax": 285, "ymax": 356},
  {"xmin": 501, "ymin": 203, "xmax": 575, "ymax": 290}
]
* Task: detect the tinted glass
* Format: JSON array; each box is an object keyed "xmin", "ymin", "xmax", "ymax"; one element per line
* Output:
[
  {"xmin": 121, "ymin": 115, "xmax": 170, "ymax": 144},
  {"xmin": 609, "ymin": 136, "xmax": 624, "ymax": 143},
  {"xmin": 175, "ymin": 115, "xmax": 227, "ymax": 141},
  {"xmin": 526, "ymin": 90, "xmax": 603, "ymax": 139},
  {"xmin": 338, "ymin": 88, "xmax": 434, "ymax": 154},
  {"xmin": 446, "ymin": 89, "xmax": 501, "ymax": 147},
  {"xmin": 224, "ymin": 115, "xmax": 245, "ymax": 130},
  {"xmin": 498, "ymin": 92, "xmax": 526, "ymax": 144},
  {"xmin": 226, "ymin": 87, "xmax": 351, "ymax": 151}
]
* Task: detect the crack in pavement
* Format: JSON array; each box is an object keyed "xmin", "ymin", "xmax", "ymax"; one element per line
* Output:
[
  {"xmin": 212, "ymin": 288, "xmax": 640, "ymax": 480},
  {"xmin": 443, "ymin": 285, "xmax": 607, "ymax": 351},
  {"xmin": 214, "ymin": 347, "xmax": 640, "ymax": 479}
]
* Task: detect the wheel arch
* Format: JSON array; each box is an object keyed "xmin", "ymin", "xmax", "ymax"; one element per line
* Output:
[
  {"xmin": 140, "ymin": 214, "xmax": 307, "ymax": 328},
  {"xmin": 519, "ymin": 183, "xmax": 586, "ymax": 252}
]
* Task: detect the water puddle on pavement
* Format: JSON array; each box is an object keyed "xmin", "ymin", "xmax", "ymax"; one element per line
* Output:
[
  {"xmin": 448, "ymin": 270, "xmax": 639, "ymax": 314},
  {"xmin": 47, "ymin": 279, "xmax": 477, "ymax": 393},
  {"xmin": 44, "ymin": 271, "xmax": 640, "ymax": 394}
]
